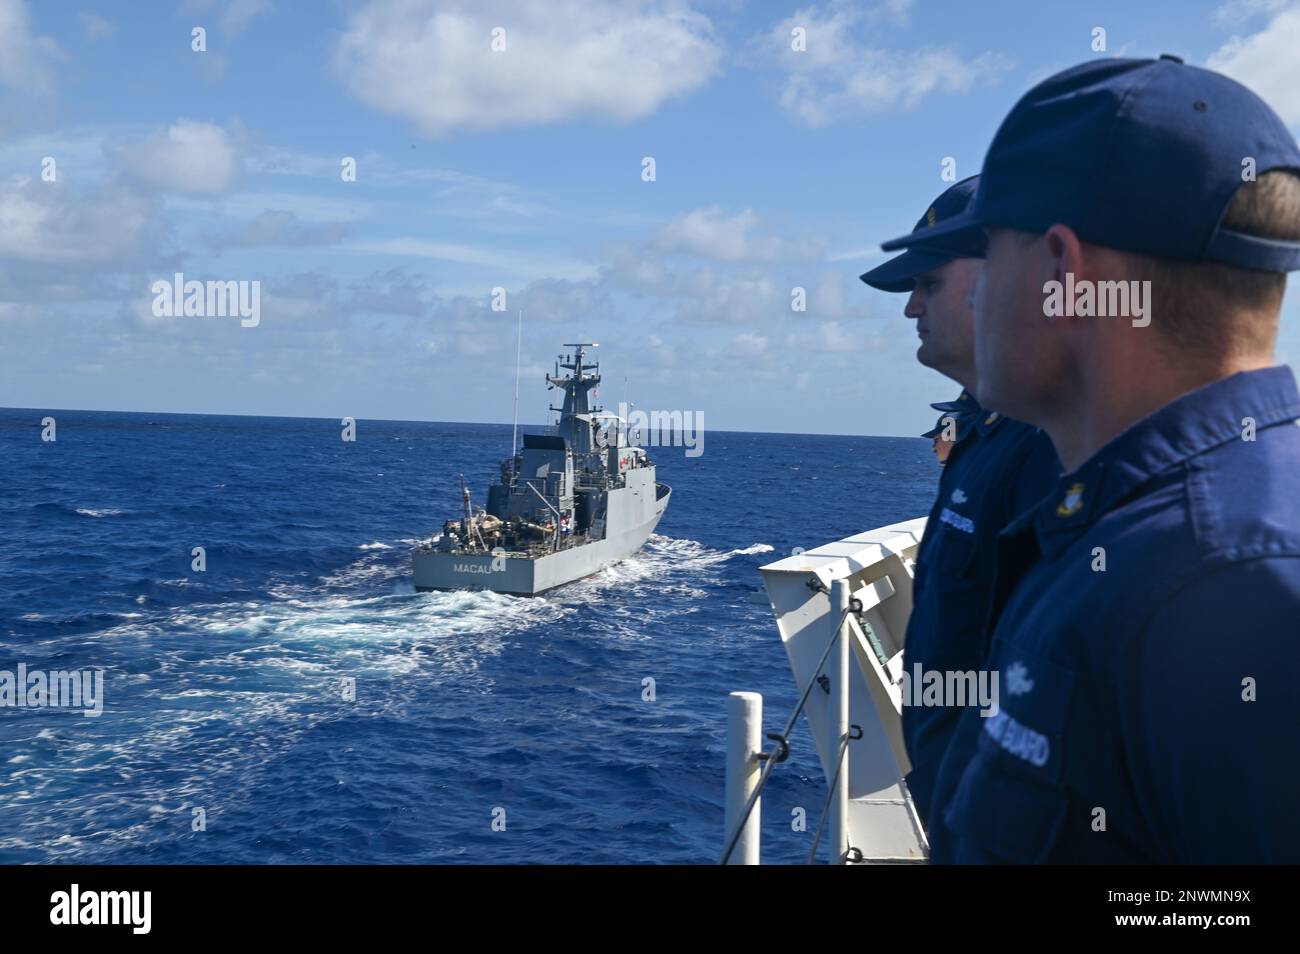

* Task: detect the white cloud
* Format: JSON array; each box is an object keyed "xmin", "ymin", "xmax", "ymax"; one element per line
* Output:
[
  {"xmin": 182, "ymin": 0, "xmax": 273, "ymax": 37},
  {"xmin": 1212, "ymin": 0, "xmax": 1294, "ymax": 26},
  {"xmin": 511, "ymin": 277, "xmax": 614, "ymax": 324},
  {"xmin": 811, "ymin": 271, "xmax": 852, "ymax": 318},
  {"xmin": 594, "ymin": 205, "xmax": 851, "ymax": 328},
  {"xmin": 207, "ymin": 209, "xmax": 349, "ymax": 249},
  {"xmin": 733, "ymin": 332, "xmax": 767, "ymax": 356},
  {"xmin": 114, "ymin": 121, "xmax": 241, "ymax": 194},
  {"xmin": 0, "ymin": 0, "xmax": 60, "ymax": 94},
  {"xmin": 1207, "ymin": 5, "xmax": 1300, "ymax": 125},
  {"xmin": 196, "ymin": 53, "xmax": 229, "ymax": 85},
  {"xmin": 0, "ymin": 177, "xmax": 166, "ymax": 266},
  {"xmin": 830, "ymin": 245, "xmax": 890, "ymax": 264},
  {"xmin": 817, "ymin": 320, "xmax": 863, "ymax": 352},
  {"xmin": 79, "ymin": 11, "xmax": 115, "ymax": 40},
  {"xmin": 628, "ymin": 206, "xmax": 825, "ymax": 269},
  {"xmin": 342, "ymin": 267, "xmax": 438, "ymax": 316},
  {"xmin": 333, "ymin": 0, "xmax": 722, "ymax": 135},
  {"xmin": 247, "ymin": 148, "xmax": 552, "ymax": 217},
  {"xmin": 763, "ymin": 1, "xmax": 1012, "ymax": 126},
  {"xmin": 167, "ymin": 189, "xmax": 371, "ymax": 223},
  {"xmin": 220, "ymin": 0, "xmax": 273, "ymax": 36},
  {"xmin": 351, "ymin": 237, "xmax": 600, "ymax": 282},
  {"xmin": 672, "ymin": 270, "xmax": 782, "ymax": 324},
  {"xmin": 0, "ymin": 128, "xmax": 115, "ymax": 174},
  {"xmin": 655, "ymin": 207, "xmax": 802, "ymax": 263}
]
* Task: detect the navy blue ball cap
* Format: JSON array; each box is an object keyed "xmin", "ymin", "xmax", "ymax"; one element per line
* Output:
[
  {"xmin": 882, "ymin": 56, "xmax": 1300, "ymax": 272},
  {"xmin": 930, "ymin": 398, "xmax": 968, "ymax": 413},
  {"xmin": 861, "ymin": 175, "xmax": 985, "ymax": 292},
  {"xmin": 921, "ymin": 392, "xmax": 978, "ymax": 438}
]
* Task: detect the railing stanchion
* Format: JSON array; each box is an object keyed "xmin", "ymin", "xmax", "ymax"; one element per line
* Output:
[
  {"xmin": 719, "ymin": 587, "xmax": 855, "ymax": 865},
  {"xmin": 829, "ymin": 579, "xmax": 851, "ymax": 864},
  {"xmin": 724, "ymin": 691, "xmax": 762, "ymax": 864}
]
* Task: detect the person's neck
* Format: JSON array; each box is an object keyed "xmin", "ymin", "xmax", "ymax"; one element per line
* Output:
[
  {"xmin": 1042, "ymin": 349, "xmax": 1273, "ymax": 473},
  {"xmin": 945, "ymin": 364, "xmax": 978, "ymax": 400}
]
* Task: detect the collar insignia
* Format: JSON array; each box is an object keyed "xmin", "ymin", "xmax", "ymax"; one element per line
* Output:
[{"xmin": 1056, "ymin": 482, "xmax": 1085, "ymax": 517}]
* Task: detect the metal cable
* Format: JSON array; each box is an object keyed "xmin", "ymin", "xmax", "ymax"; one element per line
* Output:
[
  {"xmin": 718, "ymin": 603, "xmax": 854, "ymax": 865},
  {"xmin": 807, "ymin": 731, "xmax": 851, "ymax": 864}
]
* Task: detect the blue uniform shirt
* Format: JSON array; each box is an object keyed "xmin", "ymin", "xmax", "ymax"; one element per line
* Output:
[
  {"xmin": 904, "ymin": 391, "xmax": 1058, "ymax": 823},
  {"xmin": 930, "ymin": 366, "xmax": 1300, "ymax": 863}
]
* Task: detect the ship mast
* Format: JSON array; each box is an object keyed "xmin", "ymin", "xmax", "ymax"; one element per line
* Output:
[
  {"xmin": 511, "ymin": 310, "xmax": 522, "ymax": 457},
  {"xmin": 546, "ymin": 343, "xmax": 601, "ymax": 457}
]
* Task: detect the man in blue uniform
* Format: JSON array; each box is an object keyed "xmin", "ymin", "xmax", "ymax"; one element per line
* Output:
[
  {"xmin": 922, "ymin": 398, "xmax": 979, "ymax": 464},
  {"xmin": 883, "ymin": 56, "xmax": 1300, "ymax": 862},
  {"xmin": 860, "ymin": 177, "xmax": 1057, "ymax": 826}
]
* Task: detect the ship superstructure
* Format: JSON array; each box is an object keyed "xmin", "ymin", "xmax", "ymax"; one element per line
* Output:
[{"xmin": 413, "ymin": 343, "xmax": 670, "ymax": 595}]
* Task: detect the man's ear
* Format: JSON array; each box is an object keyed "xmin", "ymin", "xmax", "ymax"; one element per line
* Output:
[{"xmin": 1043, "ymin": 224, "xmax": 1086, "ymax": 285}]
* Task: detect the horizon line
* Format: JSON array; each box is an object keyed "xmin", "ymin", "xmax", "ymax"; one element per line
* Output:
[{"xmin": 0, "ymin": 404, "xmax": 924, "ymax": 442}]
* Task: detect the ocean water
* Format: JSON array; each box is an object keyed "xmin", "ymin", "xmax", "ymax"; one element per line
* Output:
[{"xmin": 0, "ymin": 408, "xmax": 936, "ymax": 864}]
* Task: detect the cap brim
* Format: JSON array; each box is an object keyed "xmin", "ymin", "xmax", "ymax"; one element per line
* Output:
[
  {"xmin": 880, "ymin": 208, "xmax": 984, "ymax": 254},
  {"xmin": 859, "ymin": 248, "xmax": 956, "ymax": 292}
]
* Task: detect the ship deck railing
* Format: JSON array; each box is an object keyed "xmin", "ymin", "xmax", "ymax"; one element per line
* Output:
[
  {"xmin": 722, "ymin": 519, "xmax": 930, "ymax": 865},
  {"xmin": 423, "ymin": 532, "xmax": 599, "ymax": 559}
]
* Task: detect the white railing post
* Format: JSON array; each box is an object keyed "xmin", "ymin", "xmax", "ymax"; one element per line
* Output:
[
  {"xmin": 829, "ymin": 579, "xmax": 850, "ymax": 864},
  {"xmin": 725, "ymin": 691, "xmax": 762, "ymax": 864}
]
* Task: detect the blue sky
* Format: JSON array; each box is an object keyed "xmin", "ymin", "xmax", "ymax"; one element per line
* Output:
[{"xmin": 3, "ymin": 0, "xmax": 1300, "ymax": 435}]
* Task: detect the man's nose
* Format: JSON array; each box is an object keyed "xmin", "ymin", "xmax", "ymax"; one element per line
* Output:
[{"xmin": 904, "ymin": 289, "xmax": 924, "ymax": 319}]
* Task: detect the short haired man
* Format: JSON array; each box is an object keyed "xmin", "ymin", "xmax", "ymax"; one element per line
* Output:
[
  {"xmin": 860, "ymin": 176, "xmax": 1057, "ymax": 826},
  {"xmin": 885, "ymin": 55, "xmax": 1300, "ymax": 862}
]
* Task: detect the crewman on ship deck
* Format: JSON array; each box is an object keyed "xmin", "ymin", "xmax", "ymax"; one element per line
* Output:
[
  {"xmin": 885, "ymin": 55, "xmax": 1300, "ymax": 862},
  {"xmin": 860, "ymin": 176, "xmax": 1058, "ymax": 826}
]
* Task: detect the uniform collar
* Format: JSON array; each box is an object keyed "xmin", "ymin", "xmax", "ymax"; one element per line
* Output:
[
  {"xmin": 1021, "ymin": 366, "xmax": 1300, "ymax": 558},
  {"xmin": 972, "ymin": 406, "xmax": 1005, "ymax": 438},
  {"xmin": 945, "ymin": 390, "xmax": 1002, "ymax": 443}
]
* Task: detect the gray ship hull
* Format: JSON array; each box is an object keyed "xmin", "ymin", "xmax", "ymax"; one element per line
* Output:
[{"xmin": 413, "ymin": 479, "xmax": 671, "ymax": 596}]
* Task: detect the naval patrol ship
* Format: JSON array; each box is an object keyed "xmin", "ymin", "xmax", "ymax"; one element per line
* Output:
[{"xmin": 413, "ymin": 343, "xmax": 671, "ymax": 595}]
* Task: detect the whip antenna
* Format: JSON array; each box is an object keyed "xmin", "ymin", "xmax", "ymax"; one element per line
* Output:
[{"xmin": 511, "ymin": 309, "xmax": 522, "ymax": 456}]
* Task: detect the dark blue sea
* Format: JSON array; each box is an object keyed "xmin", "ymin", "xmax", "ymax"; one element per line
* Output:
[{"xmin": 0, "ymin": 408, "xmax": 936, "ymax": 864}]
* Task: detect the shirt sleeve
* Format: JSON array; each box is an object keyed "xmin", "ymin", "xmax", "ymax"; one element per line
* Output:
[{"xmin": 1119, "ymin": 556, "xmax": 1300, "ymax": 863}]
